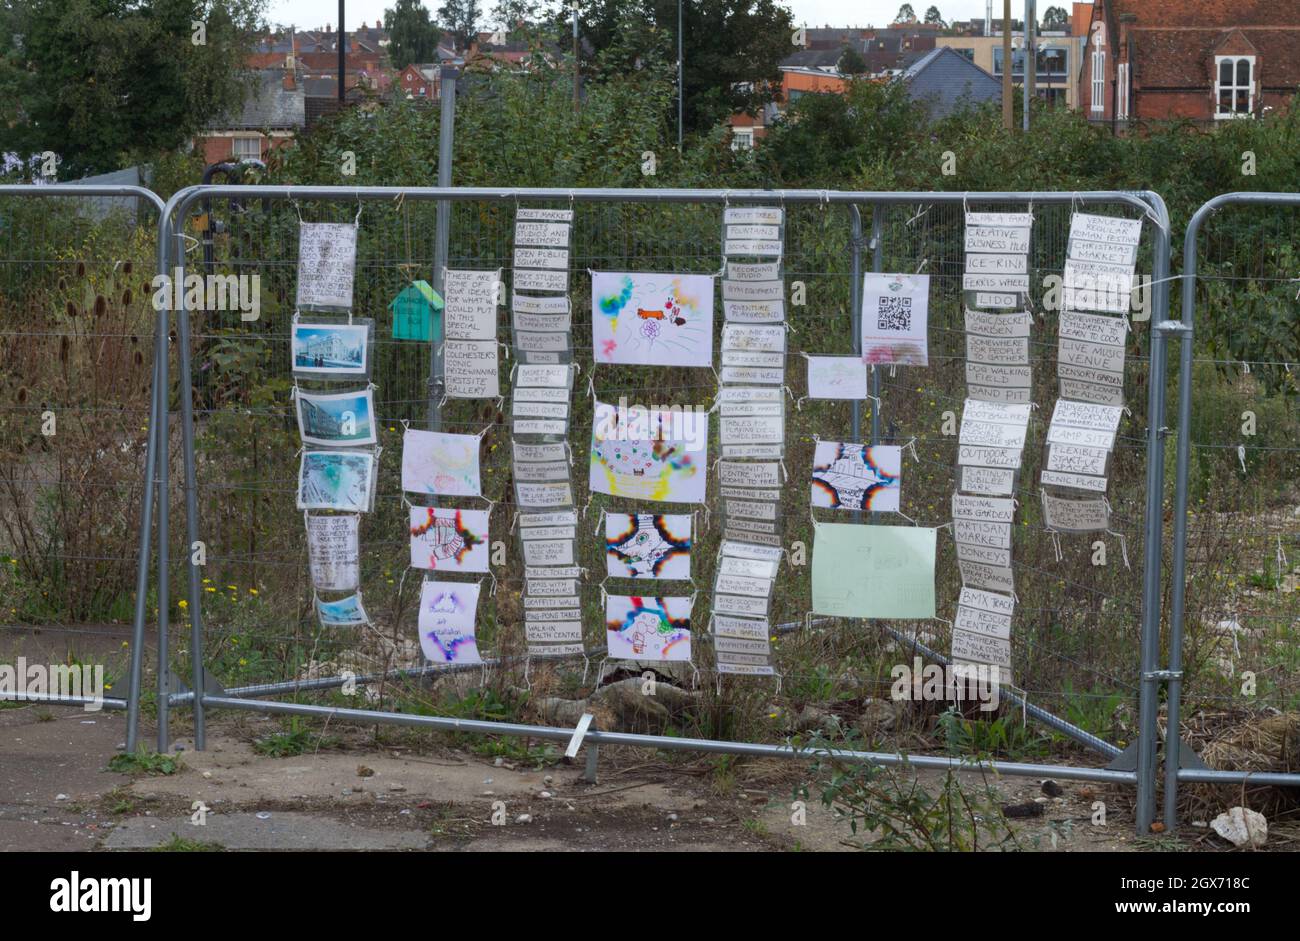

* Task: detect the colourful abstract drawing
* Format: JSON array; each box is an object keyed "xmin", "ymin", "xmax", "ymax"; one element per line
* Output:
[
  {"xmin": 588, "ymin": 400, "xmax": 707, "ymax": 504},
  {"xmin": 417, "ymin": 580, "xmax": 482, "ymax": 664},
  {"xmin": 297, "ymin": 451, "xmax": 375, "ymax": 512},
  {"xmin": 401, "ymin": 429, "xmax": 481, "ymax": 497},
  {"xmin": 810, "ymin": 441, "xmax": 902, "ymax": 512},
  {"xmin": 605, "ymin": 513, "xmax": 692, "ymax": 579},
  {"xmin": 409, "ymin": 507, "xmax": 489, "ymax": 573},
  {"xmin": 605, "ymin": 595, "xmax": 692, "ymax": 662},
  {"xmin": 316, "ymin": 592, "xmax": 369, "ymax": 627},
  {"xmin": 591, "ymin": 272, "xmax": 714, "ymax": 367}
]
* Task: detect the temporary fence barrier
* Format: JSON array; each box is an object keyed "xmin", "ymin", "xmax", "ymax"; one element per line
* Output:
[
  {"xmin": 144, "ymin": 184, "xmax": 1188, "ymax": 836},
  {"xmin": 1162, "ymin": 192, "xmax": 1300, "ymax": 832},
  {"xmin": 0, "ymin": 184, "xmax": 165, "ymax": 750}
]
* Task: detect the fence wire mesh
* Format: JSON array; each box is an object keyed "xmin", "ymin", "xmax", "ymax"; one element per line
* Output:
[
  {"xmin": 0, "ymin": 191, "xmax": 160, "ymax": 707},
  {"xmin": 164, "ymin": 189, "xmax": 1162, "ymax": 776},
  {"xmin": 1174, "ymin": 200, "xmax": 1300, "ymax": 734}
]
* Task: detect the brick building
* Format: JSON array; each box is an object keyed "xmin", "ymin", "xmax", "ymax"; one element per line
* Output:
[{"xmin": 1080, "ymin": 0, "xmax": 1300, "ymax": 125}]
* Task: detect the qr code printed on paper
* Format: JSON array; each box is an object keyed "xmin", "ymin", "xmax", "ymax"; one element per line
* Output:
[{"xmin": 876, "ymin": 295, "xmax": 912, "ymax": 331}]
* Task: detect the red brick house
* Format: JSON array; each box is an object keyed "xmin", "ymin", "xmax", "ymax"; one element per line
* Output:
[{"xmin": 1080, "ymin": 0, "xmax": 1300, "ymax": 126}]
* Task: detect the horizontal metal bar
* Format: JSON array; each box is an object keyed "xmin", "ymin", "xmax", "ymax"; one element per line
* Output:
[
  {"xmin": 1176, "ymin": 769, "xmax": 1300, "ymax": 788},
  {"xmin": 166, "ymin": 185, "xmax": 1159, "ymax": 230},
  {"xmin": 0, "ymin": 692, "xmax": 127, "ymax": 709},
  {"xmin": 201, "ymin": 695, "xmax": 1137, "ymax": 785},
  {"xmin": 0, "ymin": 183, "xmax": 166, "ymax": 213}
]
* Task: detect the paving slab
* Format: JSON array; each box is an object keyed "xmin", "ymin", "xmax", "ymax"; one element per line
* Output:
[{"xmin": 104, "ymin": 811, "xmax": 431, "ymax": 851}]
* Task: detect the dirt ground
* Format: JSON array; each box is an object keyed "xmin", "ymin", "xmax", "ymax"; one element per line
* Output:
[{"xmin": 0, "ymin": 695, "xmax": 1163, "ymax": 852}]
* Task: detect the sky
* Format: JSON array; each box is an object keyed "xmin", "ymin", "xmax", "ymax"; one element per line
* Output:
[{"xmin": 264, "ymin": 0, "xmax": 1011, "ymax": 32}]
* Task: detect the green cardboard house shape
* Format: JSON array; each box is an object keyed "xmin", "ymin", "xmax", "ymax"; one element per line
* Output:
[{"xmin": 389, "ymin": 280, "xmax": 443, "ymax": 341}]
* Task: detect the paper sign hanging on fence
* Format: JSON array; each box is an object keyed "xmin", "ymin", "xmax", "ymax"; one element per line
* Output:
[
  {"xmin": 296, "ymin": 222, "xmax": 358, "ymax": 310},
  {"xmin": 306, "ymin": 514, "xmax": 360, "ymax": 591},
  {"xmin": 588, "ymin": 399, "xmax": 707, "ymax": 504},
  {"xmin": 590, "ymin": 272, "xmax": 714, "ymax": 368},
  {"xmin": 605, "ymin": 595, "xmax": 692, "ymax": 662},
  {"xmin": 604, "ymin": 513, "xmax": 692, "ymax": 579},
  {"xmin": 444, "ymin": 339, "xmax": 500, "ymax": 398},
  {"xmin": 297, "ymin": 451, "xmax": 375, "ymax": 513},
  {"xmin": 810, "ymin": 442, "xmax": 902, "ymax": 512},
  {"xmin": 296, "ymin": 388, "xmax": 377, "ymax": 447},
  {"xmin": 316, "ymin": 592, "xmax": 369, "ymax": 627},
  {"xmin": 806, "ymin": 355, "xmax": 869, "ymax": 400},
  {"xmin": 401, "ymin": 429, "xmax": 482, "ymax": 497},
  {"xmin": 442, "ymin": 269, "xmax": 500, "ymax": 340},
  {"xmin": 409, "ymin": 507, "xmax": 490, "ymax": 573},
  {"xmin": 811, "ymin": 523, "xmax": 936, "ymax": 619},
  {"xmin": 417, "ymin": 580, "xmax": 482, "ymax": 663},
  {"xmin": 292, "ymin": 321, "xmax": 370, "ymax": 377},
  {"xmin": 860, "ymin": 273, "xmax": 929, "ymax": 366}
]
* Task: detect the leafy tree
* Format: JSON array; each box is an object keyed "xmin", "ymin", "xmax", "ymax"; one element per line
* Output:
[
  {"xmin": 438, "ymin": 0, "xmax": 483, "ymax": 50},
  {"xmin": 923, "ymin": 6, "xmax": 945, "ymax": 27},
  {"xmin": 386, "ymin": 0, "xmax": 440, "ymax": 69},
  {"xmin": 0, "ymin": 0, "xmax": 266, "ymax": 178},
  {"xmin": 1042, "ymin": 5, "xmax": 1068, "ymax": 30},
  {"xmin": 837, "ymin": 45, "xmax": 867, "ymax": 75},
  {"xmin": 895, "ymin": 3, "xmax": 916, "ymax": 22},
  {"xmin": 570, "ymin": 0, "xmax": 795, "ymax": 135}
]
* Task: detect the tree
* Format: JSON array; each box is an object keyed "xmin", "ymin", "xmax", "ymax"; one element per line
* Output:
[
  {"xmin": 1042, "ymin": 5, "xmax": 1068, "ymax": 30},
  {"xmin": 923, "ymin": 6, "xmax": 945, "ymax": 27},
  {"xmin": 571, "ymin": 0, "xmax": 795, "ymax": 136},
  {"xmin": 0, "ymin": 0, "xmax": 266, "ymax": 179},
  {"xmin": 895, "ymin": 3, "xmax": 916, "ymax": 23},
  {"xmin": 386, "ymin": 0, "xmax": 440, "ymax": 69},
  {"xmin": 838, "ymin": 45, "xmax": 867, "ymax": 76},
  {"xmin": 438, "ymin": 0, "xmax": 483, "ymax": 50}
]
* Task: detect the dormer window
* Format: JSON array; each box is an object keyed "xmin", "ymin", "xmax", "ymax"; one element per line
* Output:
[{"xmin": 1215, "ymin": 56, "xmax": 1254, "ymax": 118}]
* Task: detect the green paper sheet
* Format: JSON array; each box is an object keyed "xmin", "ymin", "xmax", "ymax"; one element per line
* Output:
[{"xmin": 811, "ymin": 522, "xmax": 936, "ymax": 619}]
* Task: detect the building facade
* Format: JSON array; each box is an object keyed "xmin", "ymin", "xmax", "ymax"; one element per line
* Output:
[{"xmin": 1080, "ymin": 0, "xmax": 1300, "ymax": 125}]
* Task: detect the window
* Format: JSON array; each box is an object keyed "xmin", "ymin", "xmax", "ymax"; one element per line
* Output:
[
  {"xmin": 1036, "ymin": 47, "xmax": 1068, "ymax": 81},
  {"xmin": 232, "ymin": 137, "xmax": 261, "ymax": 160},
  {"xmin": 1216, "ymin": 56, "xmax": 1254, "ymax": 118},
  {"xmin": 993, "ymin": 47, "xmax": 1026, "ymax": 76},
  {"xmin": 1116, "ymin": 63, "xmax": 1129, "ymax": 120},
  {"xmin": 1090, "ymin": 24, "xmax": 1105, "ymax": 113},
  {"xmin": 730, "ymin": 127, "xmax": 755, "ymax": 151}
]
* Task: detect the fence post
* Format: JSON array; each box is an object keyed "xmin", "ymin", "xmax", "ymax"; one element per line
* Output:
[
  {"xmin": 430, "ymin": 67, "xmax": 459, "ymax": 432},
  {"xmin": 1134, "ymin": 192, "xmax": 1173, "ymax": 835}
]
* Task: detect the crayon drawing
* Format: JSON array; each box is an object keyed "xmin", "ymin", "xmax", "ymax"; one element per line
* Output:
[
  {"xmin": 605, "ymin": 513, "xmax": 692, "ymax": 579},
  {"xmin": 591, "ymin": 272, "xmax": 714, "ymax": 367},
  {"xmin": 810, "ymin": 442, "xmax": 901, "ymax": 512},
  {"xmin": 418, "ymin": 580, "xmax": 482, "ymax": 664},
  {"xmin": 401, "ymin": 429, "xmax": 482, "ymax": 497},
  {"xmin": 605, "ymin": 595, "xmax": 692, "ymax": 662},
  {"xmin": 588, "ymin": 400, "xmax": 707, "ymax": 504},
  {"xmin": 409, "ymin": 507, "xmax": 490, "ymax": 573}
]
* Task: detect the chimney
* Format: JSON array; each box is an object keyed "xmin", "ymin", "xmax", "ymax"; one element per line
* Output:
[{"xmin": 283, "ymin": 67, "xmax": 295, "ymax": 91}]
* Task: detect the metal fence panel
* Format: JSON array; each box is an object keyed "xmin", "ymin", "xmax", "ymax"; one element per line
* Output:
[
  {"xmin": 1166, "ymin": 192, "xmax": 1300, "ymax": 831},
  {"xmin": 0, "ymin": 185, "xmax": 166, "ymax": 749},
  {"xmin": 152, "ymin": 186, "xmax": 1174, "ymax": 833}
]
